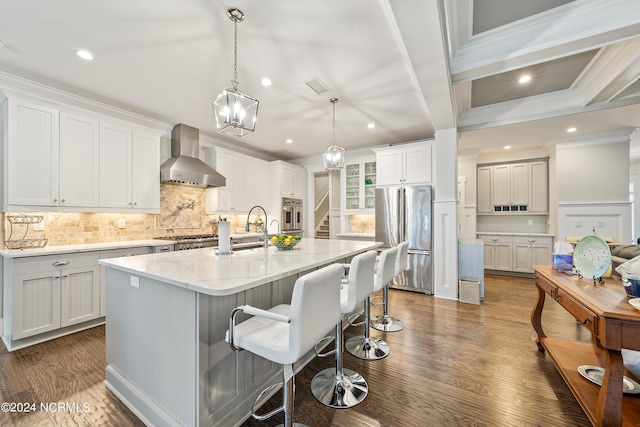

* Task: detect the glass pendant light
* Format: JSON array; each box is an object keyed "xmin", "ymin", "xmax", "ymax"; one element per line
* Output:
[
  {"xmin": 323, "ymin": 98, "xmax": 345, "ymax": 170},
  {"xmin": 212, "ymin": 8, "xmax": 259, "ymax": 137}
]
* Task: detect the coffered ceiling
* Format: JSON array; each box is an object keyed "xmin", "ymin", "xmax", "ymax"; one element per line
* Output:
[{"xmin": 0, "ymin": 0, "xmax": 639, "ymax": 161}]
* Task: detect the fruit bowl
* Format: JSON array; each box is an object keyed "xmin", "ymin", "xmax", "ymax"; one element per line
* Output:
[{"xmin": 271, "ymin": 234, "xmax": 301, "ymax": 250}]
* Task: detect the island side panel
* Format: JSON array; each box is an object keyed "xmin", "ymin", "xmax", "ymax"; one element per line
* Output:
[{"xmin": 105, "ymin": 268, "xmax": 197, "ymax": 427}]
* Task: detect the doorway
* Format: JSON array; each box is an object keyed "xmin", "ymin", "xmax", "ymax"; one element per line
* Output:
[{"xmin": 313, "ymin": 171, "xmax": 340, "ymax": 239}]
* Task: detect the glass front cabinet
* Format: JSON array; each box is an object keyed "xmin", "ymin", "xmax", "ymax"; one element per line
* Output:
[{"xmin": 343, "ymin": 158, "xmax": 376, "ymax": 213}]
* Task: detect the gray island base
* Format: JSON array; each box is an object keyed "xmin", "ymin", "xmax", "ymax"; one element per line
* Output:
[{"xmin": 99, "ymin": 238, "xmax": 381, "ymax": 427}]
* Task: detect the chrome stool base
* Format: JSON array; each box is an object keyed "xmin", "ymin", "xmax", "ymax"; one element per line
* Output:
[
  {"xmin": 371, "ymin": 314, "xmax": 404, "ymax": 332},
  {"xmin": 345, "ymin": 335, "xmax": 389, "ymax": 360},
  {"xmin": 311, "ymin": 367, "xmax": 368, "ymax": 409}
]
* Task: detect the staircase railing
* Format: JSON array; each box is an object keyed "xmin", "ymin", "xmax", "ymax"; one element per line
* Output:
[{"xmin": 314, "ymin": 190, "xmax": 329, "ymax": 230}]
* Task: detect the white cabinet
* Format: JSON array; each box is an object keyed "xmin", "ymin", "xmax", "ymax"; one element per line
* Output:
[
  {"xmin": 99, "ymin": 123, "xmax": 160, "ymax": 212},
  {"xmin": 342, "ymin": 158, "xmax": 376, "ymax": 213},
  {"xmin": 477, "ymin": 160, "xmax": 548, "ymax": 214},
  {"xmin": 493, "ymin": 163, "xmax": 528, "ymax": 210},
  {"xmin": 59, "ymin": 112, "xmax": 100, "ymax": 207},
  {"xmin": 373, "ymin": 141, "xmax": 432, "ymax": 186},
  {"xmin": 477, "ymin": 166, "xmax": 493, "ymax": 213},
  {"xmin": 6, "ymin": 100, "xmax": 60, "ymax": 207},
  {"xmin": 206, "ymin": 149, "xmax": 270, "ymax": 213},
  {"xmin": 11, "ymin": 252, "xmax": 100, "ymax": 340},
  {"xmin": 529, "ymin": 161, "xmax": 548, "ymax": 213},
  {"xmin": 271, "ymin": 160, "xmax": 304, "ymax": 198},
  {"xmin": 479, "ymin": 234, "xmax": 512, "ymax": 271},
  {"xmin": 3, "ymin": 96, "xmax": 160, "ymax": 212},
  {"xmin": 512, "ymin": 236, "xmax": 552, "ymax": 273}
]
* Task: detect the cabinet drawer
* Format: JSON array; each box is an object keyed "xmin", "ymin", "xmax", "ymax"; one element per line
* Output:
[
  {"xmin": 479, "ymin": 235, "xmax": 512, "ymax": 244},
  {"xmin": 99, "ymin": 247, "xmax": 152, "ymax": 259},
  {"xmin": 14, "ymin": 252, "xmax": 99, "ymax": 275},
  {"xmin": 535, "ymin": 274, "xmax": 557, "ymax": 297},
  {"xmin": 556, "ymin": 288, "xmax": 598, "ymax": 334},
  {"xmin": 512, "ymin": 236, "xmax": 552, "ymax": 245}
]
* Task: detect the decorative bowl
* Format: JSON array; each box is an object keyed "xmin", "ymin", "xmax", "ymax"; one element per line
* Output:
[{"xmin": 271, "ymin": 234, "xmax": 301, "ymax": 250}]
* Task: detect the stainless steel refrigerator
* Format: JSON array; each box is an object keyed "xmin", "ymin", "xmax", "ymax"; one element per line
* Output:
[{"xmin": 375, "ymin": 185, "xmax": 432, "ymax": 294}]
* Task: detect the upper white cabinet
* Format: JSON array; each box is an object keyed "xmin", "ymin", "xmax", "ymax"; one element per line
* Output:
[
  {"xmin": 6, "ymin": 100, "xmax": 60, "ymax": 207},
  {"xmin": 99, "ymin": 123, "xmax": 160, "ymax": 212},
  {"xmin": 272, "ymin": 160, "xmax": 304, "ymax": 198},
  {"xmin": 2, "ymin": 95, "xmax": 161, "ymax": 213},
  {"xmin": 205, "ymin": 148, "xmax": 270, "ymax": 214},
  {"xmin": 342, "ymin": 157, "xmax": 376, "ymax": 213},
  {"xmin": 59, "ymin": 112, "xmax": 100, "ymax": 207},
  {"xmin": 493, "ymin": 163, "xmax": 529, "ymax": 208},
  {"xmin": 476, "ymin": 159, "xmax": 548, "ymax": 215},
  {"xmin": 373, "ymin": 141, "xmax": 432, "ymax": 186}
]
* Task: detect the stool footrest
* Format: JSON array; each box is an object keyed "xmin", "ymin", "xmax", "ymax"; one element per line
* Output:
[
  {"xmin": 314, "ymin": 335, "xmax": 336, "ymax": 358},
  {"xmin": 252, "ymin": 382, "xmax": 284, "ymax": 421}
]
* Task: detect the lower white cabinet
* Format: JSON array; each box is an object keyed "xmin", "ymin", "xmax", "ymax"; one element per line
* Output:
[
  {"xmin": 479, "ymin": 234, "xmax": 553, "ymax": 273},
  {"xmin": 480, "ymin": 234, "xmax": 513, "ymax": 271},
  {"xmin": 512, "ymin": 236, "xmax": 552, "ymax": 273},
  {"xmin": 11, "ymin": 252, "xmax": 100, "ymax": 340}
]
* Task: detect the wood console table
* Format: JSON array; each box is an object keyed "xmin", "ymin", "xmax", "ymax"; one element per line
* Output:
[{"xmin": 532, "ymin": 266, "xmax": 640, "ymax": 427}]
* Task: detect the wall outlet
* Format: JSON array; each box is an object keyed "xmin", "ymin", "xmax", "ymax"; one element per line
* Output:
[
  {"xmin": 527, "ymin": 219, "xmax": 533, "ymax": 226},
  {"xmin": 130, "ymin": 276, "xmax": 140, "ymax": 288},
  {"xmin": 118, "ymin": 219, "xmax": 126, "ymax": 229},
  {"xmin": 33, "ymin": 220, "xmax": 45, "ymax": 231}
]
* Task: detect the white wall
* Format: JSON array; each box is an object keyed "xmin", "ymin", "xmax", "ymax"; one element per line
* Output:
[{"xmin": 555, "ymin": 130, "xmax": 633, "ymax": 243}]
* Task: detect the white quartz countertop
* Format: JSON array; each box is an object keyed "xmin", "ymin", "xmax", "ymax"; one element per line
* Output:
[
  {"xmin": 0, "ymin": 239, "xmax": 176, "ymax": 258},
  {"xmin": 337, "ymin": 233, "xmax": 375, "ymax": 238},
  {"xmin": 99, "ymin": 238, "xmax": 382, "ymax": 297},
  {"xmin": 476, "ymin": 232, "xmax": 554, "ymax": 237}
]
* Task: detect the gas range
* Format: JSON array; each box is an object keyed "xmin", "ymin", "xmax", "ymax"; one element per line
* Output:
[{"xmin": 157, "ymin": 234, "xmax": 219, "ymax": 251}]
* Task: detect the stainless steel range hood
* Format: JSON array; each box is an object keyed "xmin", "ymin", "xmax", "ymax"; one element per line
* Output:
[{"xmin": 160, "ymin": 124, "xmax": 226, "ymax": 188}]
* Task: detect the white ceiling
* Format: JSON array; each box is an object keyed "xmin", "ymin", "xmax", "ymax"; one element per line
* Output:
[{"xmin": 0, "ymin": 0, "xmax": 639, "ymax": 161}]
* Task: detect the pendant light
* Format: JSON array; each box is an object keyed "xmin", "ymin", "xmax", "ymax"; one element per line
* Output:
[
  {"xmin": 323, "ymin": 98, "xmax": 345, "ymax": 171},
  {"xmin": 212, "ymin": 8, "xmax": 258, "ymax": 137}
]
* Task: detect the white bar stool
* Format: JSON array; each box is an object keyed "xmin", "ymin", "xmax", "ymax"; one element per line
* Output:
[
  {"xmin": 310, "ymin": 250, "xmax": 376, "ymax": 408},
  {"xmin": 371, "ymin": 240, "xmax": 408, "ymax": 332},
  {"xmin": 227, "ymin": 264, "xmax": 343, "ymax": 427},
  {"xmin": 345, "ymin": 246, "xmax": 396, "ymax": 360}
]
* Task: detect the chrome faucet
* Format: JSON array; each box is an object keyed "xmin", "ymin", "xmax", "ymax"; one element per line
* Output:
[
  {"xmin": 270, "ymin": 219, "xmax": 281, "ymax": 234},
  {"xmin": 246, "ymin": 205, "xmax": 269, "ymax": 248}
]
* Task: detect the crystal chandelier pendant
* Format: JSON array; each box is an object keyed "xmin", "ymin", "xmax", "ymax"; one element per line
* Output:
[
  {"xmin": 323, "ymin": 98, "xmax": 345, "ymax": 170},
  {"xmin": 212, "ymin": 8, "xmax": 258, "ymax": 137}
]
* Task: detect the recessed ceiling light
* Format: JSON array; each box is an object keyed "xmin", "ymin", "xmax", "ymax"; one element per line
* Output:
[
  {"xmin": 286, "ymin": 139, "xmax": 293, "ymax": 144},
  {"xmin": 367, "ymin": 123, "xmax": 375, "ymax": 129},
  {"xmin": 504, "ymin": 145, "xmax": 511, "ymax": 149},
  {"xmin": 567, "ymin": 127, "xmax": 577, "ymax": 133},
  {"xmin": 518, "ymin": 75, "xmax": 531, "ymax": 84},
  {"xmin": 261, "ymin": 78, "xmax": 272, "ymax": 86},
  {"xmin": 76, "ymin": 50, "xmax": 94, "ymax": 60}
]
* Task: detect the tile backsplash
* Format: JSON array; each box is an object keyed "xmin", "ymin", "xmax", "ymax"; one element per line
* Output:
[
  {"xmin": 1, "ymin": 184, "xmax": 260, "ymax": 247},
  {"xmin": 349, "ymin": 215, "xmax": 375, "ymax": 234}
]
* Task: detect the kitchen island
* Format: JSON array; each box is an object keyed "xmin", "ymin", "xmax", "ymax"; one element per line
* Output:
[{"xmin": 99, "ymin": 238, "xmax": 380, "ymax": 427}]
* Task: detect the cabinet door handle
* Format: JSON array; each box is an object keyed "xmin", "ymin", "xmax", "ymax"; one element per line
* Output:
[
  {"xmin": 52, "ymin": 260, "xmax": 70, "ymax": 266},
  {"xmin": 62, "ymin": 274, "xmax": 68, "ymax": 278},
  {"xmin": 133, "ymin": 202, "xmax": 137, "ymax": 206},
  {"xmin": 53, "ymin": 198, "xmax": 58, "ymax": 203},
  {"xmin": 159, "ymin": 246, "xmax": 171, "ymax": 252},
  {"xmin": 582, "ymin": 316, "xmax": 592, "ymax": 325},
  {"xmin": 122, "ymin": 253, "xmax": 133, "ymax": 257},
  {"xmin": 528, "ymin": 239, "xmax": 536, "ymax": 243},
  {"xmin": 53, "ymin": 275, "xmax": 60, "ymax": 279},
  {"xmin": 491, "ymin": 238, "xmax": 499, "ymax": 242},
  {"xmin": 549, "ymin": 289, "xmax": 555, "ymax": 299},
  {"xmin": 61, "ymin": 198, "xmax": 66, "ymax": 203}
]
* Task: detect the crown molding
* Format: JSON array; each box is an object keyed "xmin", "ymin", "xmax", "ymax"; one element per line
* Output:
[{"xmin": 553, "ymin": 127, "xmax": 635, "ymax": 147}]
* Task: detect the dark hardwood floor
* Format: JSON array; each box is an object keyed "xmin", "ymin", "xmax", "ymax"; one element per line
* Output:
[{"xmin": 0, "ymin": 274, "xmax": 594, "ymax": 426}]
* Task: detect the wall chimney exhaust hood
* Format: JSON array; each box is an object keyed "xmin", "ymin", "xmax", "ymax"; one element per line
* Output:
[{"xmin": 160, "ymin": 124, "xmax": 226, "ymax": 188}]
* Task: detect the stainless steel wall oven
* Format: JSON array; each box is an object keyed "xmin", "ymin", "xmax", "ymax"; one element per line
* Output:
[{"xmin": 282, "ymin": 198, "xmax": 303, "ymax": 231}]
